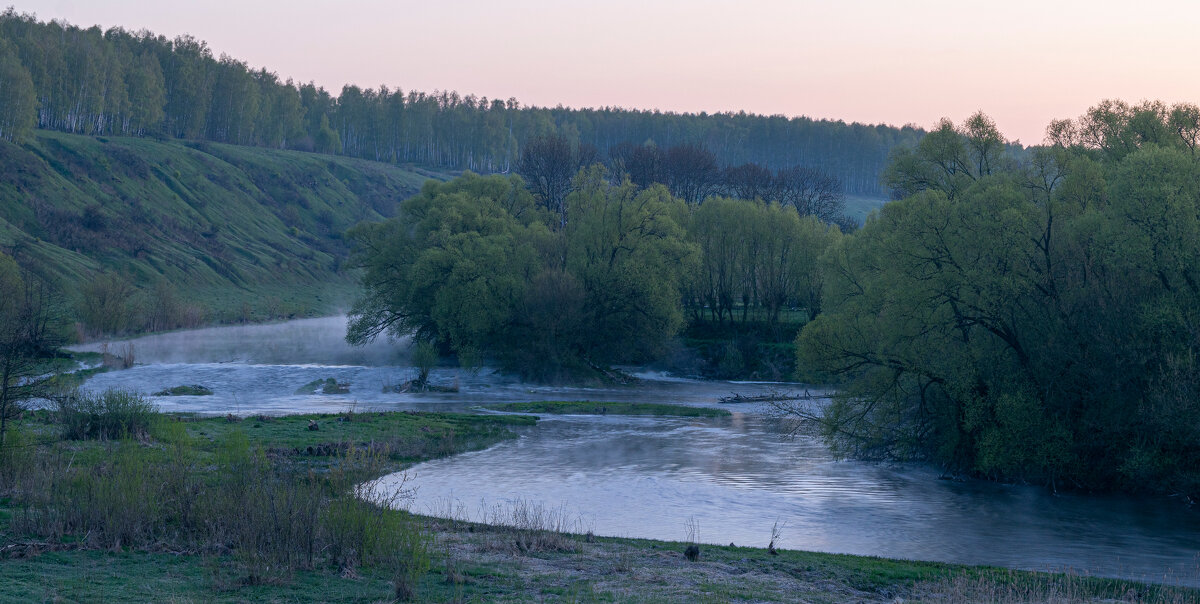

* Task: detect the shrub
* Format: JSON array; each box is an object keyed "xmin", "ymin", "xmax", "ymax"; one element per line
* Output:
[{"xmin": 55, "ymin": 389, "xmax": 158, "ymax": 440}]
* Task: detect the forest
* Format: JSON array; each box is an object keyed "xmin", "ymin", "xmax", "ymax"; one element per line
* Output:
[
  {"xmin": 346, "ymin": 169, "xmax": 842, "ymax": 382},
  {"xmin": 0, "ymin": 9, "xmax": 919, "ymax": 197},
  {"xmin": 797, "ymin": 101, "xmax": 1200, "ymax": 495},
  {"xmin": 348, "ymin": 100, "xmax": 1200, "ymax": 497}
]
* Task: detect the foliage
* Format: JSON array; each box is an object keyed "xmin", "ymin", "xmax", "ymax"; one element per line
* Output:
[
  {"xmin": 0, "ymin": 38, "xmax": 35, "ymax": 143},
  {"xmin": 348, "ymin": 171, "xmax": 695, "ymax": 381},
  {"xmin": 54, "ymin": 389, "xmax": 158, "ymax": 440},
  {"xmin": 686, "ymin": 198, "xmax": 841, "ymax": 326},
  {"xmin": 411, "ymin": 341, "xmax": 439, "ymax": 385},
  {"xmin": 0, "ymin": 129, "xmax": 433, "ymax": 333},
  {"xmin": 0, "ymin": 10, "xmax": 918, "ymax": 197},
  {"xmin": 798, "ymin": 102, "xmax": 1200, "ymax": 495},
  {"xmin": 0, "ymin": 406, "xmax": 539, "ymax": 600}
]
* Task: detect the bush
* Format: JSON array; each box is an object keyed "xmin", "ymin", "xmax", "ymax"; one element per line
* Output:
[
  {"xmin": 55, "ymin": 389, "xmax": 158, "ymax": 440},
  {"xmin": 4, "ymin": 433, "xmax": 433, "ymax": 596}
]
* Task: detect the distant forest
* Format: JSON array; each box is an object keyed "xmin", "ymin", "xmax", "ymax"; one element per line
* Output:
[{"xmin": 0, "ymin": 10, "xmax": 921, "ymax": 197}]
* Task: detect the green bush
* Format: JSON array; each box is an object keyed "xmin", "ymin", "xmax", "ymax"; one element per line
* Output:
[{"xmin": 55, "ymin": 389, "xmax": 158, "ymax": 440}]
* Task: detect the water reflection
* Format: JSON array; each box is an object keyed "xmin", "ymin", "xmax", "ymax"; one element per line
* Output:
[
  {"xmin": 381, "ymin": 414, "xmax": 1200, "ymax": 586},
  {"xmin": 71, "ymin": 317, "xmax": 1200, "ymax": 586}
]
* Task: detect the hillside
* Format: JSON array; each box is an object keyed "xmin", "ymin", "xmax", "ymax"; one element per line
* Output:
[
  {"xmin": 0, "ymin": 11, "xmax": 918, "ymax": 199},
  {"xmin": 0, "ymin": 130, "xmax": 443, "ymax": 329}
]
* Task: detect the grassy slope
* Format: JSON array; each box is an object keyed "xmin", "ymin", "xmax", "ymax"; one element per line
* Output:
[
  {"xmin": 0, "ymin": 131, "xmax": 445, "ymax": 321},
  {"xmin": 844, "ymin": 194, "xmax": 888, "ymax": 224}
]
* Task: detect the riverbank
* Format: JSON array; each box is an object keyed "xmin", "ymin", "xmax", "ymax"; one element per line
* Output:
[
  {"xmin": 6, "ymin": 519, "xmax": 1196, "ymax": 603},
  {"xmin": 2, "ymin": 407, "xmax": 1196, "ymax": 602}
]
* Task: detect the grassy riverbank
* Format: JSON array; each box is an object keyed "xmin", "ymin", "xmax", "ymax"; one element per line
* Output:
[
  {"xmin": 1, "ymin": 405, "xmax": 1195, "ymax": 602},
  {"xmin": 482, "ymin": 401, "xmax": 730, "ymax": 418}
]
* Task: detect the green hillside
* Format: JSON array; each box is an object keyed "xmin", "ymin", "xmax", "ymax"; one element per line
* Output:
[{"xmin": 0, "ymin": 130, "xmax": 443, "ymax": 330}]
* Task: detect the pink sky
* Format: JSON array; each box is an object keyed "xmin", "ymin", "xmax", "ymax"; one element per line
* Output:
[{"xmin": 20, "ymin": 0, "xmax": 1200, "ymax": 144}]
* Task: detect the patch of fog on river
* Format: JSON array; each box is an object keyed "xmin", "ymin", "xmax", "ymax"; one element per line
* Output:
[{"xmin": 71, "ymin": 317, "xmax": 1200, "ymax": 587}]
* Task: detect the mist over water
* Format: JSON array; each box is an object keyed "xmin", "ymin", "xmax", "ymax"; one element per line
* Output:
[
  {"xmin": 71, "ymin": 316, "xmax": 410, "ymax": 367},
  {"xmin": 72, "ymin": 317, "xmax": 1200, "ymax": 586}
]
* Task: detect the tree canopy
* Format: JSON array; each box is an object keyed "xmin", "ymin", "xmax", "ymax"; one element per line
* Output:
[
  {"xmin": 797, "ymin": 102, "xmax": 1200, "ymax": 496},
  {"xmin": 346, "ymin": 165, "xmax": 847, "ymax": 382},
  {"xmin": 0, "ymin": 10, "xmax": 919, "ymax": 197},
  {"xmin": 347, "ymin": 171, "xmax": 696, "ymax": 381}
]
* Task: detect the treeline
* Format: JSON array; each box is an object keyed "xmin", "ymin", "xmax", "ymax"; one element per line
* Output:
[
  {"xmin": 516, "ymin": 135, "xmax": 853, "ymax": 228},
  {"xmin": 0, "ymin": 10, "xmax": 919, "ymax": 196},
  {"xmin": 347, "ymin": 171, "xmax": 840, "ymax": 382},
  {"xmin": 797, "ymin": 101, "xmax": 1200, "ymax": 496}
]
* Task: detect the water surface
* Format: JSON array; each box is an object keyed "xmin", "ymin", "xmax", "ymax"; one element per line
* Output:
[{"xmin": 73, "ymin": 317, "xmax": 1200, "ymax": 586}]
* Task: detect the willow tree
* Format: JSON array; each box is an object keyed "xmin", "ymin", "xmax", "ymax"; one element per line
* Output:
[
  {"xmin": 798, "ymin": 107, "xmax": 1200, "ymax": 495},
  {"xmin": 346, "ymin": 170, "xmax": 695, "ymax": 381}
]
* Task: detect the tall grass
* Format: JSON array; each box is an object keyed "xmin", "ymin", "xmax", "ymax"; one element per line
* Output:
[
  {"xmin": 479, "ymin": 499, "xmax": 581, "ymax": 554},
  {"xmin": 1, "ymin": 397, "xmax": 435, "ymax": 599},
  {"xmin": 54, "ymin": 389, "xmax": 156, "ymax": 440}
]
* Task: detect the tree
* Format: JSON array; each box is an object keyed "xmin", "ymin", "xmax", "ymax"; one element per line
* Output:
[
  {"xmin": 0, "ymin": 253, "xmax": 64, "ymax": 451},
  {"xmin": 664, "ymin": 143, "xmax": 720, "ymax": 204},
  {"xmin": 345, "ymin": 173, "xmax": 544, "ymax": 353},
  {"xmin": 688, "ymin": 197, "xmax": 755, "ymax": 324},
  {"xmin": 797, "ymin": 106, "xmax": 1200, "ymax": 496},
  {"xmin": 122, "ymin": 51, "xmax": 165, "ymax": 135},
  {"xmin": 774, "ymin": 165, "xmax": 845, "ymax": 223},
  {"xmin": 564, "ymin": 169, "xmax": 695, "ymax": 364},
  {"xmin": 346, "ymin": 171, "xmax": 695, "ymax": 381},
  {"xmin": 516, "ymin": 134, "xmax": 595, "ymax": 228},
  {"xmin": 0, "ymin": 39, "xmax": 35, "ymax": 142},
  {"xmin": 754, "ymin": 207, "xmax": 840, "ymax": 324},
  {"xmin": 615, "ymin": 142, "xmax": 666, "ymax": 189},
  {"xmin": 0, "ymin": 11, "xmax": 925, "ymax": 196},
  {"xmin": 723, "ymin": 163, "xmax": 774, "ymax": 200}
]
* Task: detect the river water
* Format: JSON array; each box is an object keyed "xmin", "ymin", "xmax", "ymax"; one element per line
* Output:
[{"xmin": 72, "ymin": 317, "xmax": 1200, "ymax": 586}]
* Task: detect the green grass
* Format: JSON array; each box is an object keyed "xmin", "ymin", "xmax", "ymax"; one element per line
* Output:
[
  {"xmin": 178, "ymin": 410, "xmax": 535, "ymax": 461},
  {"xmin": 0, "ymin": 130, "xmax": 452, "ymax": 329},
  {"xmin": 482, "ymin": 401, "xmax": 730, "ymax": 418},
  {"xmin": 844, "ymin": 194, "xmax": 889, "ymax": 225},
  {"xmin": 5, "ymin": 527, "xmax": 1192, "ymax": 603},
  {"xmin": 3, "ymin": 406, "xmax": 1196, "ymax": 603},
  {"xmin": 0, "ymin": 408, "xmax": 536, "ymax": 602}
]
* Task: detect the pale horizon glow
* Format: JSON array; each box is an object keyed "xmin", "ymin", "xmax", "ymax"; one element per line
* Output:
[{"xmin": 16, "ymin": 0, "xmax": 1200, "ymax": 144}]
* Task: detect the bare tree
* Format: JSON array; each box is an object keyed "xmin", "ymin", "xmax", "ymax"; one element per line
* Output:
[
  {"xmin": 0, "ymin": 256, "xmax": 65, "ymax": 451},
  {"xmin": 722, "ymin": 163, "xmax": 775, "ymax": 200},
  {"xmin": 516, "ymin": 134, "xmax": 596, "ymax": 228},
  {"xmin": 609, "ymin": 141, "xmax": 666, "ymax": 189},
  {"xmin": 665, "ymin": 143, "xmax": 720, "ymax": 204},
  {"xmin": 774, "ymin": 165, "xmax": 845, "ymax": 223}
]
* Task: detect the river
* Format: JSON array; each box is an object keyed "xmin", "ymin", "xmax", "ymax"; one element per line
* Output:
[{"xmin": 72, "ymin": 316, "xmax": 1200, "ymax": 587}]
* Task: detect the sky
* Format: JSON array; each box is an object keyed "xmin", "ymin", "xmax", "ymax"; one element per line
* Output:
[{"xmin": 16, "ymin": 0, "xmax": 1200, "ymax": 144}]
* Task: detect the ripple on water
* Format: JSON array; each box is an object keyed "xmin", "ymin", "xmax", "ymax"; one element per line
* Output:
[{"xmin": 72, "ymin": 318, "xmax": 1200, "ymax": 587}]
